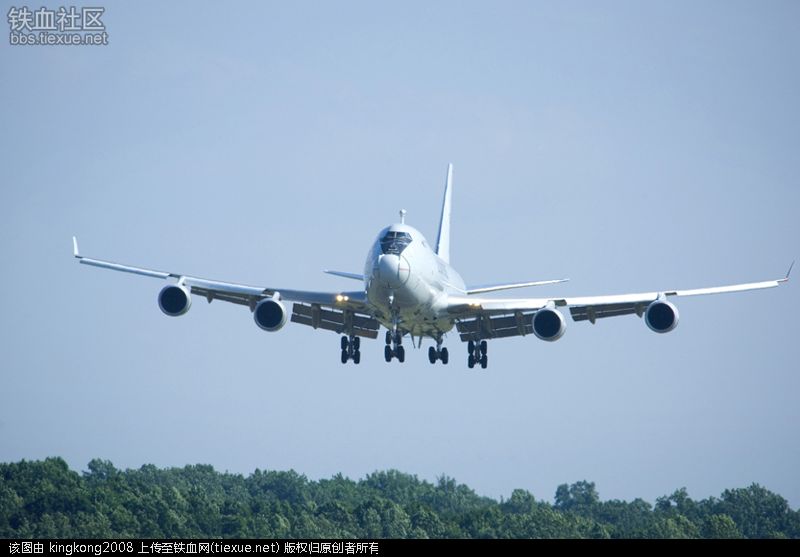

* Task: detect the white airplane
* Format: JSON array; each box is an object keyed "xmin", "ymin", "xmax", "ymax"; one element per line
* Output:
[{"xmin": 73, "ymin": 164, "xmax": 792, "ymax": 368}]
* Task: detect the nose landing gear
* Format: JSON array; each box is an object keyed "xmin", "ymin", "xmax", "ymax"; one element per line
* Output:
[{"xmin": 428, "ymin": 336, "xmax": 449, "ymax": 364}]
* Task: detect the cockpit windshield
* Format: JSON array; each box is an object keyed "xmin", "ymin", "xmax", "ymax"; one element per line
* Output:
[{"xmin": 380, "ymin": 231, "xmax": 412, "ymax": 255}]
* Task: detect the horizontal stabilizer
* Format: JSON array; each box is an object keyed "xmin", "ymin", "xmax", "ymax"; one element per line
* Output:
[
  {"xmin": 324, "ymin": 270, "xmax": 365, "ymax": 281},
  {"xmin": 466, "ymin": 278, "xmax": 569, "ymax": 295}
]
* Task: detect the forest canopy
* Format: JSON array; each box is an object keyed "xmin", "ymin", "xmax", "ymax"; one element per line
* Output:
[{"xmin": 1, "ymin": 458, "xmax": 798, "ymax": 538}]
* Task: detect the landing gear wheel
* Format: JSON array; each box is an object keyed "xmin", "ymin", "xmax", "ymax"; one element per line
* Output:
[
  {"xmin": 397, "ymin": 346, "xmax": 405, "ymax": 363},
  {"xmin": 385, "ymin": 331, "xmax": 392, "ymax": 345},
  {"xmin": 441, "ymin": 347, "xmax": 449, "ymax": 364},
  {"xmin": 341, "ymin": 349, "xmax": 348, "ymax": 364},
  {"xmin": 353, "ymin": 350, "xmax": 361, "ymax": 364},
  {"xmin": 384, "ymin": 345, "xmax": 393, "ymax": 362},
  {"xmin": 341, "ymin": 336, "xmax": 349, "ymax": 350},
  {"xmin": 428, "ymin": 346, "xmax": 437, "ymax": 364},
  {"xmin": 353, "ymin": 337, "xmax": 361, "ymax": 350},
  {"xmin": 466, "ymin": 339, "xmax": 488, "ymax": 368}
]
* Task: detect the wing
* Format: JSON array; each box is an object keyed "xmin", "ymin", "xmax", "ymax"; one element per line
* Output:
[
  {"xmin": 73, "ymin": 237, "xmax": 379, "ymax": 338},
  {"xmin": 447, "ymin": 266, "xmax": 792, "ymax": 341}
]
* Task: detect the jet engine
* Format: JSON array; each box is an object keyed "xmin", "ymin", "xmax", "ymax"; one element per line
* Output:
[
  {"xmin": 645, "ymin": 299, "xmax": 679, "ymax": 333},
  {"xmin": 253, "ymin": 298, "xmax": 288, "ymax": 332},
  {"xmin": 532, "ymin": 306, "xmax": 566, "ymax": 341},
  {"xmin": 158, "ymin": 284, "xmax": 192, "ymax": 316}
]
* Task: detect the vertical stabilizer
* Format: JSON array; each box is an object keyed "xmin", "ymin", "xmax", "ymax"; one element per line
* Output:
[{"xmin": 436, "ymin": 163, "xmax": 453, "ymax": 263}]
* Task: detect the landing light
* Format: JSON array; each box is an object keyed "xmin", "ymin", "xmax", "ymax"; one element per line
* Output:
[{"xmin": 336, "ymin": 294, "xmax": 350, "ymax": 302}]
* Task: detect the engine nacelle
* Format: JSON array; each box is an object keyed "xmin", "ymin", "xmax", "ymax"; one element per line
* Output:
[
  {"xmin": 645, "ymin": 299, "xmax": 679, "ymax": 333},
  {"xmin": 253, "ymin": 298, "xmax": 288, "ymax": 332},
  {"xmin": 158, "ymin": 284, "xmax": 192, "ymax": 316},
  {"xmin": 532, "ymin": 306, "xmax": 566, "ymax": 341}
]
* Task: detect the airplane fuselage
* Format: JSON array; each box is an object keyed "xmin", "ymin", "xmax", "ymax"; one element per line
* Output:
[{"xmin": 363, "ymin": 223, "xmax": 464, "ymax": 340}]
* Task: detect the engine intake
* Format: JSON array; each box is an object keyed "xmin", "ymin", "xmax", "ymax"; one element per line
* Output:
[
  {"xmin": 645, "ymin": 299, "xmax": 679, "ymax": 333},
  {"xmin": 532, "ymin": 306, "xmax": 566, "ymax": 341},
  {"xmin": 158, "ymin": 284, "xmax": 192, "ymax": 316},
  {"xmin": 254, "ymin": 298, "xmax": 287, "ymax": 332}
]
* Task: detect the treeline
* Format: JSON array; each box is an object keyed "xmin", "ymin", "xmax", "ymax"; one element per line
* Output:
[{"xmin": 1, "ymin": 458, "xmax": 798, "ymax": 538}]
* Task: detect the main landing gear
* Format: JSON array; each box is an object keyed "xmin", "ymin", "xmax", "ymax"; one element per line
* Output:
[
  {"xmin": 467, "ymin": 340, "xmax": 488, "ymax": 369},
  {"xmin": 341, "ymin": 335, "xmax": 361, "ymax": 364},
  {"xmin": 428, "ymin": 337, "xmax": 449, "ymax": 365},
  {"xmin": 384, "ymin": 330, "xmax": 405, "ymax": 363}
]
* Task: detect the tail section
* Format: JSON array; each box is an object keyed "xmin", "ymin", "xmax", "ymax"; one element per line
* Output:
[{"xmin": 436, "ymin": 163, "xmax": 453, "ymax": 263}]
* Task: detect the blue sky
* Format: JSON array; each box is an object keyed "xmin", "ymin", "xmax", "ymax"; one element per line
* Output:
[{"xmin": 1, "ymin": 1, "xmax": 798, "ymax": 506}]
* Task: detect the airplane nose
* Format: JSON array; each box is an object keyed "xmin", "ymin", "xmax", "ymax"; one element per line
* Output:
[{"xmin": 377, "ymin": 254, "xmax": 410, "ymax": 286}]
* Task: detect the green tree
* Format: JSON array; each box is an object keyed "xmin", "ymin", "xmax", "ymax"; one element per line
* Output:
[
  {"xmin": 554, "ymin": 481, "xmax": 600, "ymax": 514},
  {"xmin": 501, "ymin": 489, "xmax": 537, "ymax": 515},
  {"xmin": 714, "ymin": 484, "xmax": 793, "ymax": 538},
  {"xmin": 1, "ymin": 458, "xmax": 798, "ymax": 539},
  {"xmin": 702, "ymin": 514, "xmax": 743, "ymax": 539}
]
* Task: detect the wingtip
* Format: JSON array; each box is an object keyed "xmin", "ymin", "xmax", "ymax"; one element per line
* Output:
[
  {"xmin": 778, "ymin": 260, "xmax": 794, "ymax": 283},
  {"xmin": 72, "ymin": 236, "xmax": 80, "ymax": 258}
]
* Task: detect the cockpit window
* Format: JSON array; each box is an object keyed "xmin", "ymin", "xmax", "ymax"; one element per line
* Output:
[{"xmin": 380, "ymin": 231, "xmax": 412, "ymax": 255}]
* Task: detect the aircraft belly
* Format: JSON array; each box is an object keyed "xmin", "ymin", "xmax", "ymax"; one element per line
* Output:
[{"xmin": 367, "ymin": 272, "xmax": 454, "ymax": 338}]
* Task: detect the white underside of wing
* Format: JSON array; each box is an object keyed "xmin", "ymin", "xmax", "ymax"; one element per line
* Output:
[
  {"xmin": 78, "ymin": 256, "xmax": 173, "ymax": 280},
  {"xmin": 74, "ymin": 237, "xmax": 368, "ymax": 311},
  {"xmin": 562, "ymin": 278, "xmax": 784, "ymax": 307},
  {"xmin": 448, "ymin": 276, "xmax": 786, "ymax": 315},
  {"xmin": 667, "ymin": 280, "xmax": 784, "ymax": 298}
]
